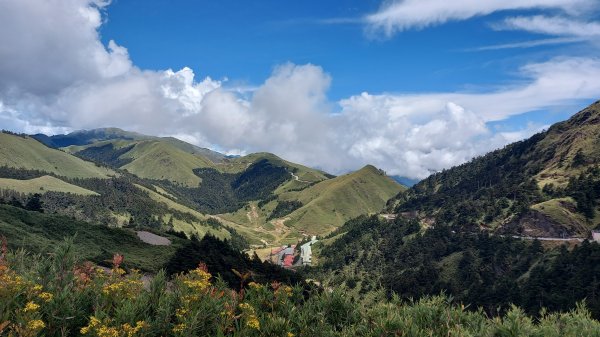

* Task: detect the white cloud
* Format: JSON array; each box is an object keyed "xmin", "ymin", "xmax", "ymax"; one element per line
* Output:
[
  {"xmin": 1, "ymin": 0, "xmax": 600, "ymax": 180},
  {"xmin": 0, "ymin": 0, "xmax": 130, "ymax": 98},
  {"xmin": 334, "ymin": 57, "xmax": 600, "ymax": 178},
  {"xmin": 498, "ymin": 15, "xmax": 600, "ymax": 37},
  {"xmin": 466, "ymin": 37, "xmax": 586, "ymax": 51},
  {"xmin": 366, "ymin": 0, "xmax": 596, "ymax": 36}
]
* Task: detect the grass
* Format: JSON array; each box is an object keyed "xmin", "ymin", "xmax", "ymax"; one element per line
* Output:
[
  {"xmin": 0, "ymin": 133, "xmax": 114, "ymax": 179},
  {"xmin": 5, "ymin": 229, "xmax": 600, "ymax": 337},
  {"xmin": 217, "ymin": 165, "xmax": 405, "ymax": 245},
  {"xmin": 534, "ymin": 101, "xmax": 600, "ymax": 187},
  {"xmin": 0, "ymin": 176, "xmax": 98, "ymax": 196},
  {"xmin": 67, "ymin": 138, "xmax": 215, "ymax": 186},
  {"xmin": 279, "ymin": 165, "xmax": 405, "ymax": 234},
  {"xmin": 121, "ymin": 140, "xmax": 214, "ymax": 186},
  {"xmin": 0, "ymin": 204, "xmax": 183, "ymax": 272},
  {"xmin": 218, "ymin": 201, "xmax": 308, "ymax": 246},
  {"xmin": 133, "ymin": 184, "xmax": 230, "ymax": 239},
  {"xmin": 530, "ymin": 197, "xmax": 598, "ymax": 235},
  {"xmin": 215, "ymin": 152, "xmax": 330, "ymax": 183}
]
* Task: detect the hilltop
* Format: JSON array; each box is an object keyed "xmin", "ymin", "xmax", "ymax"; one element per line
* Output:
[
  {"xmin": 0, "ymin": 132, "xmax": 114, "ymax": 179},
  {"xmin": 314, "ymin": 100, "xmax": 600, "ymax": 318},
  {"xmin": 280, "ymin": 165, "xmax": 405, "ymax": 233},
  {"xmin": 388, "ymin": 100, "xmax": 600, "ymax": 237}
]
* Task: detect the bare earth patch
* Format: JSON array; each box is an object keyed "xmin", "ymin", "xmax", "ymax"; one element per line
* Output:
[{"xmin": 136, "ymin": 231, "xmax": 171, "ymax": 246}]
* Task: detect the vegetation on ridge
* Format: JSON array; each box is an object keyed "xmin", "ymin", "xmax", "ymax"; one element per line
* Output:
[{"xmin": 1, "ymin": 238, "xmax": 600, "ymax": 337}]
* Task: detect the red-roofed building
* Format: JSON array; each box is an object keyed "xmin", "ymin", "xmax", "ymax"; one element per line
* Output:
[{"xmin": 282, "ymin": 255, "xmax": 294, "ymax": 268}]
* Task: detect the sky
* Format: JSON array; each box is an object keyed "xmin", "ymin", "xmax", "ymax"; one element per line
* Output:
[{"xmin": 1, "ymin": 0, "xmax": 600, "ymax": 179}]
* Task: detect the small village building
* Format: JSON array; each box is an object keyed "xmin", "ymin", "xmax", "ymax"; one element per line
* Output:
[{"xmin": 300, "ymin": 236, "xmax": 318, "ymax": 266}]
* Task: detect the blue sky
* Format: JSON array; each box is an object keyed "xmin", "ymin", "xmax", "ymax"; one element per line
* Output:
[
  {"xmin": 99, "ymin": 1, "xmax": 590, "ymax": 100},
  {"xmin": 98, "ymin": 0, "xmax": 598, "ymax": 129},
  {"xmin": 1, "ymin": 0, "xmax": 600, "ymax": 178}
]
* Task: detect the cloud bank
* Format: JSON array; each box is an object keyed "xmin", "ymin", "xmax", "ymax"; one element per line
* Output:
[{"xmin": 1, "ymin": 0, "xmax": 599, "ymax": 179}]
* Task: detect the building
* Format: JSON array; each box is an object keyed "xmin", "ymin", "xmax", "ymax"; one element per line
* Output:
[
  {"xmin": 269, "ymin": 245, "xmax": 296, "ymax": 268},
  {"xmin": 300, "ymin": 236, "xmax": 318, "ymax": 266}
]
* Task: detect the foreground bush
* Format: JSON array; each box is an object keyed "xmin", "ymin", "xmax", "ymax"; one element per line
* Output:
[{"xmin": 1, "ymin": 239, "xmax": 600, "ymax": 337}]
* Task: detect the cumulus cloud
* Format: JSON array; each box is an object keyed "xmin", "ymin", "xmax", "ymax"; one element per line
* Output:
[
  {"xmin": 1, "ymin": 0, "xmax": 600, "ymax": 180},
  {"xmin": 366, "ymin": 0, "xmax": 596, "ymax": 36},
  {"xmin": 0, "ymin": 0, "xmax": 130, "ymax": 97}
]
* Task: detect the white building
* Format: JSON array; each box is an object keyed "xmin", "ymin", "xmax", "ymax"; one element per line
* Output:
[{"xmin": 300, "ymin": 236, "xmax": 318, "ymax": 266}]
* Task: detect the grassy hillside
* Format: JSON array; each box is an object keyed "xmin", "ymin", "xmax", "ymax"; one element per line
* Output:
[
  {"xmin": 0, "ymin": 204, "xmax": 180, "ymax": 272},
  {"xmin": 0, "ymin": 132, "xmax": 114, "ymax": 179},
  {"xmin": 133, "ymin": 184, "xmax": 231, "ymax": 240},
  {"xmin": 66, "ymin": 139, "xmax": 215, "ymax": 186},
  {"xmin": 120, "ymin": 140, "xmax": 214, "ymax": 186},
  {"xmin": 216, "ymin": 152, "xmax": 330, "ymax": 182},
  {"xmin": 0, "ymin": 204, "xmax": 297, "ymax": 288},
  {"xmin": 220, "ymin": 165, "xmax": 405, "ymax": 244},
  {"xmin": 32, "ymin": 127, "xmax": 152, "ymax": 148},
  {"xmin": 0, "ymin": 175, "xmax": 98, "ymax": 196},
  {"xmin": 281, "ymin": 165, "xmax": 405, "ymax": 234}
]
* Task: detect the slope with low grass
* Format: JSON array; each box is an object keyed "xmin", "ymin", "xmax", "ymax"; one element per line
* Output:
[
  {"xmin": 0, "ymin": 175, "xmax": 98, "ymax": 196},
  {"xmin": 216, "ymin": 152, "xmax": 330, "ymax": 183},
  {"xmin": 0, "ymin": 204, "xmax": 181, "ymax": 272},
  {"xmin": 133, "ymin": 184, "xmax": 230, "ymax": 239},
  {"xmin": 277, "ymin": 165, "xmax": 405, "ymax": 235},
  {"xmin": 120, "ymin": 140, "xmax": 216, "ymax": 186},
  {"xmin": 0, "ymin": 132, "xmax": 114, "ymax": 179}
]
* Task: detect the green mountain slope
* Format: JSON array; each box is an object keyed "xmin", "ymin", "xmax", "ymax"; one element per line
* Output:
[
  {"xmin": 219, "ymin": 165, "xmax": 405, "ymax": 244},
  {"xmin": 7, "ymin": 127, "xmax": 405, "ymax": 246},
  {"xmin": 282, "ymin": 165, "xmax": 405, "ymax": 234},
  {"xmin": 0, "ymin": 175, "xmax": 98, "ymax": 196},
  {"xmin": 0, "ymin": 132, "xmax": 114, "ymax": 179},
  {"xmin": 47, "ymin": 127, "xmax": 225, "ymax": 162},
  {"xmin": 388, "ymin": 100, "xmax": 600, "ymax": 237},
  {"xmin": 0, "ymin": 204, "xmax": 300, "ymax": 287},
  {"xmin": 120, "ymin": 140, "xmax": 215, "ymax": 186},
  {"xmin": 65, "ymin": 138, "xmax": 215, "ymax": 186}
]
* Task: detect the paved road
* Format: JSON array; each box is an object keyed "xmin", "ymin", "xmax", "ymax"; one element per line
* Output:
[{"xmin": 507, "ymin": 235, "xmax": 584, "ymax": 242}]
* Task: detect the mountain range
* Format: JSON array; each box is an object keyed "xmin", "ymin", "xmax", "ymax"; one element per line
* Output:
[
  {"xmin": 1, "ymin": 101, "xmax": 600, "ymax": 321},
  {"xmin": 1, "ymin": 127, "xmax": 404, "ymax": 247}
]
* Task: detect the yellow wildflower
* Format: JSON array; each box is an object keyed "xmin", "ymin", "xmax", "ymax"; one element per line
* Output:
[
  {"xmin": 27, "ymin": 319, "xmax": 45, "ymax": 330},
  {"xmin": 246, "ymin": 315, "xmax": 260, "ymax": 330},
  {"xmin": 89, "ymin": 316, "xmax": 101, "ymax": 327},
  {"xmin": 32, "ymin": 284, "xmax": 43, "ymax": 292},
  {"xmin": 122, "ymin": 322, "xmax": 145, "ymax": 337},
  {"xmin": 38, "ymin": 292, "xmax": 53, "ymax": 302},
  {"xmin": 23, "ymin": 301, "xmax": 40, "ymax": 312},
  {"xmin": 96, "ymin": 325, "xmax": 119, "ymax": 337},
  {"xmin": 238, "ymin": 302, "xmax": 253, "ymax": 311},
  {"xmin": 248, "ymin": 281, "xmax": 263, "ymax": 289},
  {"xmin": 172, "ymin": 323, "xmax": 186, "ymax": 333},
  {"xmin": 288, "ymin": 333, "xmax": 295, "ymax": 337}
]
